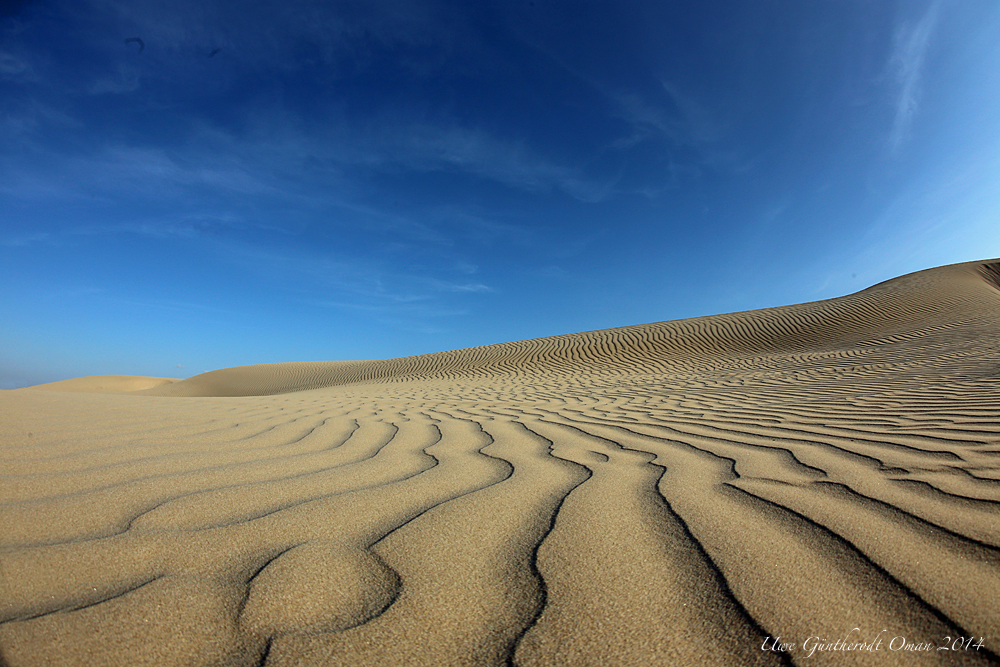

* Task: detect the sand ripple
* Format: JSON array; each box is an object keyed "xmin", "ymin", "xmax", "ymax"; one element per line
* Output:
[{"xmin": 2, "ymin": 260, "xmax": 1000, "ymax": 665}]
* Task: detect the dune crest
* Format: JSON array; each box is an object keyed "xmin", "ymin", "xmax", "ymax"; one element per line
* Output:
[{"xmin": 2, "ymin": 259, "xmax": 1000, "ymax": 666}]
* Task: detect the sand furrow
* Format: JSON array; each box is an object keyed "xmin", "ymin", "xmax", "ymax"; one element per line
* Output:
[
  {"xmin": 0, "ymin": 415, "xmax": 361, "ymax": 504},
  {"xmin": 734, "ymin": 478, "xmax": 1000, "ymax": 648},
  {"xmin": 3, "ymin": 259, "xmax": 1000, "ymax": 664},
  {"xmin": 512, "ymin": 419, "xmax": 776, "ymax": 667},
  {"xmin": 264, "ymin": 418, "xmax": 587, "ymax": 666},
  {"xmin": 564, "ymin": 422, "xmax": 995, "ymax": 665},
  {"xmin": 568, "ymin": 418, "xmax": 1000, "ymax": 548}
]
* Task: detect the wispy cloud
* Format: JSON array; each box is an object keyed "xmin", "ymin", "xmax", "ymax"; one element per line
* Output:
[
  {"xmin": 3, "ymin": 1, "xmax": 626, "ymax": 210},
  {"xmin": 0, "ymin": 212, "xmax": 258, "ymax": 247},
  {"xmin": 430, "ymin": 280, "xmax": 490, "ymax": 293},
  {"xmin": 341, "ymin": 119, "xmax": 615, "ymax": 202},
  {"xmin": 1, "ymin": 231, "xmax": 54, "ymax": 247},
  {"xmin": 889, "ymin": 1, "xmax": 940, "ymax": 151},
  {"xmin": 612, "ymin": 82, "xmax": 723, "ymax": 149},
  {"xmin": 492, "ymin": 25, "xmax": 732, "ymax": 194},
  {"xmin": 0, "ymin": 51, "xmax": 34, "ymax": 80},
  {"xmin": 0, "ymin": 137, "xmax": 286, "ymax": 205},
  {"xmin": 205, "ymin": 235, "xmax": 490, "ymax": 317}
]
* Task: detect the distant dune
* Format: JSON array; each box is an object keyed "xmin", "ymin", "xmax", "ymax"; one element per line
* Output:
[
  {"xmin": 28, "ymin": 375, "xmax": 179, "ymax": 393},
  {"xmin": 2, "ymin": 259, "xmax": 999, "ymax": 666}
]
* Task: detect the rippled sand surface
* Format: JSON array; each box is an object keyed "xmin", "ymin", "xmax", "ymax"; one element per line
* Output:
[{"xmin": 2, "ymin": 260, "xmax": 1000, "ymax": 666}]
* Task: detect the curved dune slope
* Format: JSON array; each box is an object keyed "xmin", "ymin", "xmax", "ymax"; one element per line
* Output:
[
  {"xmin": 2, "ymin": 259, "xmax": 1000, "ymax": 666},
  {"xmin": 143, "ymin": 259, "xmax": 1000, "ymax": 397},
  {"xmin": 28, "ymin": 375, "xmax": 179, "ymax": 393}
]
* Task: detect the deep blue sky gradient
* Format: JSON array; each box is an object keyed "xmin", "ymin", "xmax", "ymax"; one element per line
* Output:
[{"xmin": 2, "ymin": 0, "xmax": 999, "ymax": 388}]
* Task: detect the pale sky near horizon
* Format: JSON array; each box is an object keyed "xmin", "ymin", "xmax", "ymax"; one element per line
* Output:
[{"xmin": 2, "ymin": 0, "xmax": 999, "ymax": 388}]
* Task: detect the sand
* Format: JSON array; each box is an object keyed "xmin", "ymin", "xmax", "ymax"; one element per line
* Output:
[
  {"xmin": 23, "ymin": 376, "xmax": 179, "ymax": 394},
  {"xmin": 2, "ymin": 259, "xmax": 999, "ymax": 666}
]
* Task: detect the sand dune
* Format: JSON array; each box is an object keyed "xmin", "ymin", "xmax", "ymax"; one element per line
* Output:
[
  {"xmin": 2, "ymin": 259, "xmax": 1000, "ymax": 666},
  {"xmin": 28, "ymin": 375, "xmax": 179, "ymax": 393}
]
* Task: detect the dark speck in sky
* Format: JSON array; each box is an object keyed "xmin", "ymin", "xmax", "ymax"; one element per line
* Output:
[{"xmin": 124, "ymin": 36, "xmax": 144, "ymax": 53}]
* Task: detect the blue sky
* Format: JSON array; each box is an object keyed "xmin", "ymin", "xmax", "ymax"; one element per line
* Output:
[{"xmin": 2, "ymin": 0, "xmax": 999, "ymax": 388}]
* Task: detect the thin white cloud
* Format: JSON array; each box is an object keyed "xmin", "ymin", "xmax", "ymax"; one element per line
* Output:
[
  {"xmin": 3, "ymin": 6, "xmax": 619, "ymax": 206},
  {"xmin": 612, "ymin": 83, "xmax": 722, "ymax": 149},
  {"xmin": 313, "ymin": 299, "xmax": 466, "ymax": 320},
  {"xmin": 889, "ymin": 1, "xmax": 940, "ymax": 151},
  {"xmin": 0, "ymin": 136, "xmax": 288, "ymax": 205},
  {"xmin": 1, "ymin": 231, "xmax": 54, "ymax": 247},
  {"xmin": 0, "ymin": 51, "xmax": 33, "ymax": 79},
  {"xmin": 659, "ymin": 82, "xmax": 724, "ymax": 145},
  {"xmin": 0, "ymin": 212, "xmax": 250, "ymax": 246},
  {"xmin": 489, "ymin": 25, "xmax": 733, "ymax": 193},
  {"xmin": 433, "ymin": 280, "xmax": 490, "ymax": 293},
  {"xmin": 350, "ymin": 120, "xmax": 614, "ymax": 202}
]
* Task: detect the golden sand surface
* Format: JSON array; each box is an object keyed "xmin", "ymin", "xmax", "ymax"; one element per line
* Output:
[
  {"xmin": 23, "ymin": 376, "xmax": 179, "ymax": 394},
  {"xmin": 2, "ymin": 259, "xmax": 1000, "ymax": 666}
]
